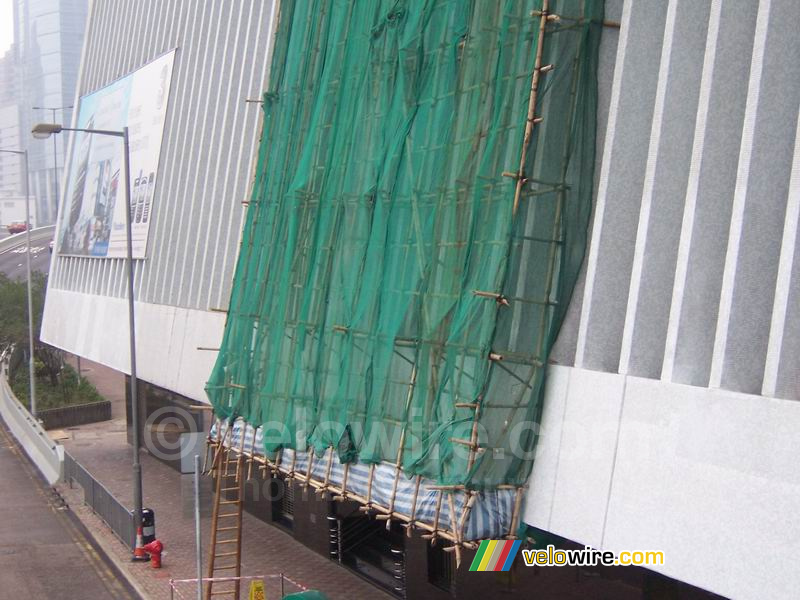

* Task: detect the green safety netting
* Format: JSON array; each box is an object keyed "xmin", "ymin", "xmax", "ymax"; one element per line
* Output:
[{"xmin": 208, "ymin": 0, "xmax": 602, "ymax": 491}]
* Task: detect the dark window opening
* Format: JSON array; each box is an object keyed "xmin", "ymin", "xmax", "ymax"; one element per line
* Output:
[
  {"xmin": 428, "ymin": 541, "xmax": 456, "ymax": 593},
  {"xmin": 336, "ymin": 510, "xmax": 406, "ymax": 598},
  {"xmin": 271, "ymin": 476, "xmax": 294, "ymax": 530}
]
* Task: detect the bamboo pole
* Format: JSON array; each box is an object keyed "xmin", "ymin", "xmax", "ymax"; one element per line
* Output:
[
  {"xmin": 235, "ymin": 420, "xmax": 246, "ymax": 484},
  {"xmin": 511, "ymin": 0, "xmax": 553, "ymax": 216},
  {"xmin": 387, "ymin": 365, "xmax": 418, "ymax": 520}
]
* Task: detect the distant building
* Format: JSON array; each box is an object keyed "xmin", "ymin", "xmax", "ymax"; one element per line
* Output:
[
  {"xmin": 12, "ymin": 0, "xmax": 88, "ymax": 225},
  {"xmin": 0, "ymin": 47, "xmax": 23, "ymax": 201}
]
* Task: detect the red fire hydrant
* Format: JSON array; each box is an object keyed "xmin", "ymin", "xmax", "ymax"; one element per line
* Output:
[{"xmin": 142, "ymin": 539, "xmax": 163, "ymax": 568}]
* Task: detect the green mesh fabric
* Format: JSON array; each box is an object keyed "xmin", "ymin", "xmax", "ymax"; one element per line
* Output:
[{"xmin": 207, "ymin": 0, "xmax": 603, "ymax": 490}]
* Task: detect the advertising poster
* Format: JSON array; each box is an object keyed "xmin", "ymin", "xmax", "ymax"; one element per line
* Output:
[{"xmin": 58, "ymin": 50, "xmax": 175, "ymax": 258}]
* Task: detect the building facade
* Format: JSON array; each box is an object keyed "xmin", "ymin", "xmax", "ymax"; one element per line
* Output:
[{"xmin": 41, "ymin": 1, "xmax": 800, "ymax": 599}]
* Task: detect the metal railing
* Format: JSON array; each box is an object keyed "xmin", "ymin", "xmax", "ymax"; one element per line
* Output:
[
  {"xmin": 169, "ymin": 574, "xmax": 307, "ymax": 600},
  {"xmin": 64, "ymin": 451, "xmax": 136, "ymax": 548}
]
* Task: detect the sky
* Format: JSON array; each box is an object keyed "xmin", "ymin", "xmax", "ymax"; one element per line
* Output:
[{"xmin": 0, "ymin": 0, "xmax": 13, "ymax": 56}]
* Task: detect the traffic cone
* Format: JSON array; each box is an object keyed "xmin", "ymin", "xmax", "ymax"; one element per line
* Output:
[{"xmin": 132, "ymin": 526, "xmax": 150, "ymax": 562}]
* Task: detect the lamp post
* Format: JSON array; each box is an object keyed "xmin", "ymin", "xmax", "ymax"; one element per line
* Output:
[
  {"xmin": 32, "ymin": 105, "xmax": 72, "ymax": 223},
  {"xmin": 0, "ymin": 148, "xmax": 36, "ymax": 417},
  {"xmin": 31, "ymin": 122, "xmax": 145, "ymax": 559},
  {"xmin": 33, "ymin": 106, "xmax": 75, "ymax": 376}
]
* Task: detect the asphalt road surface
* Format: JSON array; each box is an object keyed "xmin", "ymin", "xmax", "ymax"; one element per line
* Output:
[
  {"xmin": 0, "ymin": 422, "xmax": 140, "ymax": 599},
  {"xmin": 0, "ymin": 228, "xmax": 54, "ymax": 278}
]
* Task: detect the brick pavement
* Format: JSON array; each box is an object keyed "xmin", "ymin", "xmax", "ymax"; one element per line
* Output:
[{"xmin": 55, "ymin": 358, "xmax": 387, "ymax": 600}]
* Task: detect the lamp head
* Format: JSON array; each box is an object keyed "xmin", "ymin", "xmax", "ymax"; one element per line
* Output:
[{"xmin": 31, "ymin": 123, "xmax": 63, "ymax": 139}]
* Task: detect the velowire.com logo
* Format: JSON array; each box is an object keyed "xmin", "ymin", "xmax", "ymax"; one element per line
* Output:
[
  {"xmin": 469, "ymin": 540, "xmax": 665, "ymax": 571},
  {"xmin": 469, "ymin": 540, "xmax": 522, "ymax": 572}
]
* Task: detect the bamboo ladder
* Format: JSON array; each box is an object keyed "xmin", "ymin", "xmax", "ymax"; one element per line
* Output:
[{"xmin": 205, "ymin": 420, "xmax": 246, "ymax": 600}]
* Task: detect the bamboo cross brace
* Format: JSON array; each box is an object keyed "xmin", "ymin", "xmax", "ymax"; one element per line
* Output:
[
  {"xmin": 302, "ymin": 446, "xmax": 315, "ymax": 489},
  {"xmin": 446, "ymin": 492, "xmax": 458, "ymax": 542},
  {"xmin": 432, "ymin": 491, "xmax": 445, "ymax": 545},
  {"xmin": 288, "ymin": 448, "xmax": 297, "ymax": 480},
  {"xmin": 212, "ymin": 419, "xmax": 232, "ymax": 477},
  {"xmin": 340, "ymin": 462, "xmax": 350, "ymax": 501},
  {"xmin": 466, "ymin": 402, "xmax": 483, "ymax": 472},
  {"xmin": 316, "ymin": 446, "xmax": 335, "ymax": 497},
  {"xmin": 507, "ymin": 486, "xmax": 526, "ymax": 538},
  {"xmin": 235, "ymin": 420, "xmax": 246, "ymax": 483},
  {"xmin": 387, "ymin": 365, "xmax": 418, "ymax": 517},
  {"xmin": 405, "ymin": 475, "xmax": 422, "ymax": 537},
  {"xmin": 366, "ymin": 464, "xmax": 375, "ymax": 509},
  {"xmin": 457, "ymin": 492, "xmax": 477, "ymax": 544},
  {"xmin": 205, "ymin": 417, "xmax": 222, "ymax": 474},
  {"xmin": 246, "ymin": 426, "xmax": 259, "ymax": 480}
]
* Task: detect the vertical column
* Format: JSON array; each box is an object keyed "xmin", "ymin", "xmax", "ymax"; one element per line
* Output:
[
  {"xmin": 661, "ymin": 0, "xmax": 723, "ymax": 382},
  {"xmin": 711, "ymin": 0, "xmax": 800, "ymax": 393},
  {"xmin": 661, "ymin": 0, "xmax": 759, "ymax": 386},
  {"xmin": 762, "ymin": 107, "xmax": 800, "ymax": 399},
  {"xmin": 575, "ymin": 0, "xmax": 668, "ymax": 372},
  {"xmin": 619, "ymin": 0, "xmax": 711, "ymax": 378}
]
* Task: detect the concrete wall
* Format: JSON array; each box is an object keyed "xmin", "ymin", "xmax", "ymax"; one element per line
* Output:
[
  {"xmin": 524, "ymin": 365, "xmax": 800, "ymax": 599},
  {"xmin": 44, "ymin": 288, "xmax": 223, "ymax": 402}
]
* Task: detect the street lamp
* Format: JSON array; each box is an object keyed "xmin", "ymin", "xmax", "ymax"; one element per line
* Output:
[
  {"xmin": 33, "ymin": 106, "xmax": 77, "ymax": 377},
  {"xmin": 32, "ymin": 105, "xmax": 72, "ymax": 223},
  {"xmin": 0, "ymin": 148, "xmax": 36, "ymax": 418},
  {"xmin": 31, "ymin": 121, "xmax": 146, "ymax": 560}
]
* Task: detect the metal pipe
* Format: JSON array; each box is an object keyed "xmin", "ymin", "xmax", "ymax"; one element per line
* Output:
[
  {"xmin": 122, "ymin": 126, "xmax": 144, "ymax": 544},
  {"xmin": 23, "ymin": 150, "xmax": 36, "ymax": 417},
  {"xmin": 194, "ymin": 454, "xmax": 203, "ymax": 600},
  {"xmin": 52, "ymin": 114, "xmax": 58, "ymax": 220}
]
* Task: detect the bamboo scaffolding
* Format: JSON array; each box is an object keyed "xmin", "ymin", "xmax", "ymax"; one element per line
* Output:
[
  {"xmin": 201, "ymin": 0, "xmax": 588, "ymax": 556},
  {"xmin": 207, "ymin": 434, "xmax": 481, "ymax": 546}
]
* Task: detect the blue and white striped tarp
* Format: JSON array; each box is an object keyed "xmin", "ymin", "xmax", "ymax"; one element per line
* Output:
[{"xmin": 211, "ymin": 419, "xmax": 517, "ymax": 541}]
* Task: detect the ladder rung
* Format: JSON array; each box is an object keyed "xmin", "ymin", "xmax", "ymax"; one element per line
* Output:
[
  {"xmin": 221, "ymin": 487, "xmax": 240, "ymax": 491},
  {"xmin": 219, "ymin": 500, "xmax": 239, "ymax": 505},
  {"xmin": 210, "ymin": 591, "xmax": 237, "ymax": 596},
  {"xmin": 218, "ymin": 513, "xmax": 238, "ymax": 518},
  {"xmin": 215, "ymin": 551, "xmax": 238, "ymax": 558},
  {"xmin": 216, "ymin": 526, "xmax": 239, "ymax": 532},
  {"xmin": 217, "ymin": 539, "xmax": 238, "ymax": 544},
  {"xmin": 213, "ymin": 565, "xmax": 238, "ymax": 571}
]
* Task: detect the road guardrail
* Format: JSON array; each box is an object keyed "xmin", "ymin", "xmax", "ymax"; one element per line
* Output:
[{"xmin": 0, "ymin": 347, "xmax": 64, "ymax": 484}]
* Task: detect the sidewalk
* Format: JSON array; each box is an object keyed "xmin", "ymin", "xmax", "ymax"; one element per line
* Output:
[{"xmin": 56, "ymin": 358, "xmax": 385, "ymax": 600}]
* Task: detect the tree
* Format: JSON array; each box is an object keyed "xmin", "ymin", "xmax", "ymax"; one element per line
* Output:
[{"xmin": 0, "ymin": 272, "xmax": 61, "ymax": 385}]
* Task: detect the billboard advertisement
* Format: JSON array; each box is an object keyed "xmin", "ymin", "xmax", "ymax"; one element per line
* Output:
[{"xmin": 57, "ymin": 50, "xmax": 175, "ymax": 258}]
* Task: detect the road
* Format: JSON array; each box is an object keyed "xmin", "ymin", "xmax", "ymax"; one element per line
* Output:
[
  {"xmin": 0, "ymin": 422, "xmax": 140, "ymax": 599},
  {"xmin": 0, "ymin": 228, "xmax": 54, "ymax": 278}
]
